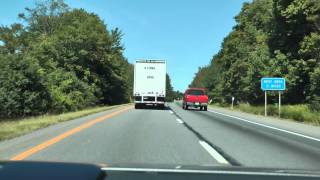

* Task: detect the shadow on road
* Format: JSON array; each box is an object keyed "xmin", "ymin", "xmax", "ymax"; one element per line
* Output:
[
  {"xmin": 135, "ymin": 105, "xmax": 170, "ymax": 111},
  {"xmin": 173, "ymin": 102, "xmax": 203, "ymax": 111},
  {"xmin": 185, "ymin": 108, "xmax": 202, "ymax": 111}
]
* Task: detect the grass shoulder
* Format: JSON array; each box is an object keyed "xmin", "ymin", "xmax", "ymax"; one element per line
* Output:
[
  {"xmin": 210, "ymin": 103, "xmax": 320, "ymax": 126},
  {"xmin": 0, "ymin": 104, "xmax": 131, "ymax": 141}
]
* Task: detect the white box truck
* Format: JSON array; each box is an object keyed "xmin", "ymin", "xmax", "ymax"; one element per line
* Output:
[{"xmin": 133, "ymin": 60, "xmax": 166, "ymax": 109}]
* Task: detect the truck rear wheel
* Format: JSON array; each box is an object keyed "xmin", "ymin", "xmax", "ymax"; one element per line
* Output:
[
  {"xmin": 135, "ymin": 104, "xmax": 140, "ymax": 109},
  {"xmin": 185, "ymin": 105, "xmax": 189, "ymax": 110},
  {"xmin": 204, "ymin": 106, "xmax": 207, "ymax": 111}
]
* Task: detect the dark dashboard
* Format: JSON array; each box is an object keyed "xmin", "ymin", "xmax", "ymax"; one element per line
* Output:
[{"xmin": 1, "ymin": 161, "xmax": 320, "ymax": 180}]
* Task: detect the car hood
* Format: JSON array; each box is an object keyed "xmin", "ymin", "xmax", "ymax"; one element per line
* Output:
[{"xmin": 2, "ymin": 161, "xmax": 320, "ymax": 179}]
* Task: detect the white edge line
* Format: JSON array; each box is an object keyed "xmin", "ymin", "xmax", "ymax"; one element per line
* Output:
[
  {"xmin": 176, "ymin": 118, "xmax": 184, "ymax": 124},
  {"xmin": 208, "ymin": 110, "xmax": 320, "ymax": 142},
  {"xmin": 199, "ymin": 140, "xmax": 229, "ymax": 165},
  {"xmin": 101, "ymin": 167, "xmax": 320, "ymax": 177}
]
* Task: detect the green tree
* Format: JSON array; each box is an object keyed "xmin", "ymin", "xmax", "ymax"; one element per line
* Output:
[
  {"xmin": 18, "ymin": 0, "xmax": 69, "ymax": 35},
  {"xmin": 0, "ymin": 24, "xmax": 25, "ymax": 54},
  {"xmin": 0, "ymin": 0, "xmax": 133, "ymax": 118},
  {"xmin": 166, "ymin": 74, "xmax": 175, "ymax": 102},
  {"xmin": 190, "ymin": 66, "xmax": 210, "ymax": 88},
  {"xmin": 24, "ymin": 7, "xmax": 131, "ymax": 105},
  {"xmin": 46, "ymin": 68, "xmax": 96, "ymax": 112},
  {"xmin": 0, "ymin": 54, "xmax": 50, "ymax": 117},
  {"xmin": 191, "ymin": 0, "xmax": 320, "ymax": 108}
]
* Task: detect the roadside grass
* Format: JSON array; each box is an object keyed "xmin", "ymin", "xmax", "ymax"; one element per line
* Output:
[
  {"xmin": 210, "ymin": 103, "xmax": 320, "ymax": 126},
  {"xmin": 0, "ymin": 104, "xmax": 129, "ymax": 141}
]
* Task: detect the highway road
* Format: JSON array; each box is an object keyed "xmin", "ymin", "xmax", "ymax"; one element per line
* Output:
[{"xmin": 1, "ymin": 103, "xmax": 320, "ymax": 170}]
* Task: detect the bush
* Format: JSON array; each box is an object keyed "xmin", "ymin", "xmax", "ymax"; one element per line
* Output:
[
  {"xmin": 238, "ymin": 103, "xmax": 262, "ymax": 114},
  {"xmin": 46, "ymin": 69, "xmax": 97, "ymax": 113},
  {"xmin": 308, "ymin": 66, "xmax": 320, "ymax": 112},
  {"xmin": 308, "ymin": 96, "xmax": 320, "ymax": 112},
  {"xmin": 281, "ymin": 105, "xmax": 320, "ymax": 124},
  {"xmin": 0, "ymin": 55, "xmax": 50, "ymax": 118},
  {"xmin": 235, "ymin": 103, "xmax": 320, "ymax": 125}
]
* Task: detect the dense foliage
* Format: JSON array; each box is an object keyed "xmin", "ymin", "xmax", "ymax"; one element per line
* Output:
[
  {"xmin": 190, "ymin": 0, "xmax": 320, "ymax": 109},
  {"xmin": 0, "ymin": 0, "xmax": 135, "ymax": 118},
  {"xmin": 166, "ymin": 74, "xmax": 183, "ymax": 102}
]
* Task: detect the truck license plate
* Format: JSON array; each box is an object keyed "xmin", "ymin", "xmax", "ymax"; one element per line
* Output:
[{"xmin": 195, "ymin": 102, "xmax": 199, "ymax": 105}]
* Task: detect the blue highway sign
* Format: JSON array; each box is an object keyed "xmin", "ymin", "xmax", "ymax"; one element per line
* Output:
[{"xmin": 261, "ymin": 78, "xmax": 286, "ymax": 91}]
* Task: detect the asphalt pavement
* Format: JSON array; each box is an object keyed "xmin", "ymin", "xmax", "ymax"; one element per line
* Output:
[
  {"xmin": 170, "ymin": 102, "xmax": 320, "ymax": 170},
  {"xmin": 1, "ymin": 103, "xmax": 320, "ymax": 170}
]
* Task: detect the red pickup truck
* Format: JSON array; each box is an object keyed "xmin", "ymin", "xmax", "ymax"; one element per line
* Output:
[{"xmin": 182, "ymin": 88, "xmax": 208, "ymax": 111}]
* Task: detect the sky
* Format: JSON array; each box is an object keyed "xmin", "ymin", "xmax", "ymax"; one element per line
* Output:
[{"xmin": 0, "ymin": 0, "xmax": 250, "ymax": 92}]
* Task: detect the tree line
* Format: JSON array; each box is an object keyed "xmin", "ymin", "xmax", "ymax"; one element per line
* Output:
[
  {"xmin": 190, "ymin": 0, "xmax": 320, "ymax": 110},
  {"xmin": 0, "ymin": 0, "xmax": 136, "ymax": 118},
  {"xmin": 0, "ymin": 0, "xmax": 178, "ymax": 118},
  {"xmin": 166, "ymin": 74, "xmax": 183, "ymax": 102}
]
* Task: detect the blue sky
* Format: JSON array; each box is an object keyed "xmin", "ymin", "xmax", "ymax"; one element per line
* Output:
[{"xmin": 0, "ymin": 0, "xmax": 250, "ymax": 92}]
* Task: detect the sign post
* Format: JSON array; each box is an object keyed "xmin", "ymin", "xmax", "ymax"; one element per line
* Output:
[
  {"xmin": 261, "ymin": 78, "xmax": 286, "ymax": 117},
  {"xmin": 279, "ymin": 91, "xmax": 281, "ymax": 118},
  {"xmin": 265, "ymin": 91, "xmax": 267, "ymax": 116}
]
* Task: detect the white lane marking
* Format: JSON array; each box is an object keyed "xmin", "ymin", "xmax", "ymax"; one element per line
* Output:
[
  {"xmin": 199, "ymin": 140, "xmax": 229, "ymax": 165},
  {"xmin": 169, "ymin": 110, "xmax": 174, "ymax": 114},
  {"xmin": 208, "ymin": 110, "xmax": 320, "ymax": 142},
  {"xmin": 176, "ymin": 118, "xmax": 184, "ymax": 124}
]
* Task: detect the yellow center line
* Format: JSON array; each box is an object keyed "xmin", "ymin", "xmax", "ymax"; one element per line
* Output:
[{"xmin": 10, "ymin": 106, "xmax": 133, "ymax": 161}]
